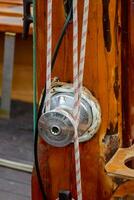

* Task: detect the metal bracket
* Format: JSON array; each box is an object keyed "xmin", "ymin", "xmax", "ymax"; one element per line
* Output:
[
  {"xmin": 22, "ymin": 0, "xmax": 33, "ymax": 39},
  {"xmin": 59, "ymin": 190, "xmax": 72, "ymax": 200}
]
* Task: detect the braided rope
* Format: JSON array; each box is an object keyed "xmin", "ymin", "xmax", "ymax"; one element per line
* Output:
[
  {"xmin": 73, "ymin": 0, "xmax": 79, "ymax": 124},
  {"xmin": 45, "ymin": 1, "xmax": 89, "ymax": 199},
  {"xmin": 79, "ymin": 0, "xmax": 89, "ymax": 93},
  {"xmin": 73, "ymin": 1, "xmax": 82, "ymax": 200},
  {"xmin": 46, "ymin": 0, "xmax": 52, "ymax": 112},
  {"xmin": 73, "ymin": 1, "xmax": 89, "ymax": 200}
]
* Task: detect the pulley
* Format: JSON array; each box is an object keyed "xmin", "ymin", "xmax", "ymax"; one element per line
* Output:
[{"xmin": 38, "ymin": 82, "xmax": 101, "ymax": 147}]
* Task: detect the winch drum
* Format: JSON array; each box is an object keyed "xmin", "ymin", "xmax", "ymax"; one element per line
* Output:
[{"xmin": 38, "ymin": 83, "xmax": 101, "ymax": 147}]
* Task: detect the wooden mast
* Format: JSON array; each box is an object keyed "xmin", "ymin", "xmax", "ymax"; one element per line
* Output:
[{"xmin": 32, "ymin": 1, "xmax": 123, "ymax": 199}]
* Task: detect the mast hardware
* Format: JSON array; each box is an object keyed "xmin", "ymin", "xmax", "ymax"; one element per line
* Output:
[
  {"xmin": 38, "ymin": 82, "xmax": 101, "ymax": 147},
  {"xmin": 58, "ymin": 190, "xmax": 72, "ymax": 200},
  {"xmin": 22, "ymin": 0, "xmax": 33, "ymax": 39}
]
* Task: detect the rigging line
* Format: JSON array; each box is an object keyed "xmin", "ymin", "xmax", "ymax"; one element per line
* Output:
[
  {"xmin": 73, "ymin": 1, "xmax": 82, "ymax": 199},
  {"xmin": 45, "ymin": 0, "xmax": 52, "ymax": 112},
  {"xmin": 73, "ymin": 0, "xmax": 89, "ymax": 199},
  {"xmin": 52, "ymin": 7, "xmax": 72, "ymax": 68},
  {"xmin": 33, "ymin": 5, "xmax": 72, "ymax": 200}
]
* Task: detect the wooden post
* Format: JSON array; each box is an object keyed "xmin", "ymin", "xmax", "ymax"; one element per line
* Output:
[
  {"xmin": 32, "ymin": 1, "xmax": 123, "ymax": 199},
  {"xmin": 0, "ymin": 32, "xmax": 16, "ymax": 118}
]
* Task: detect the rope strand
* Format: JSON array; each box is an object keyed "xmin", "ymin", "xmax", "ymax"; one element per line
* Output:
[
  {"xmin": 45, "ymin": 1, "xmax": 90, "ymax": 199},
  {"xmin": 73, "ymin": 1, "xmax": 89, "ymax": 199},
  {"xmin": 46, "ymin": 0, "xmax": 52, "ymax": 112},
  {"xmin": 73, "ymin": 0, "xmax": 82, "ymax": 199}
]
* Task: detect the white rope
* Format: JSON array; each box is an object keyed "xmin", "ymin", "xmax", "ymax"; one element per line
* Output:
[
  {"xmin": 73, "ymin": 1, "xmax": 82, "ymax": 200},
  {"xmin": 73, "ymin": 1, "xmax": 89, "ymax": 200},
  {"xmin": 46, "ymin": 0, "xmax": 52, "ymax": 112},
  {"xmin": 79, "ymin": 0, "xmax": 89, "ymax": 92},
  {"xmin": 45, "ymin": 1, "xmax": 90, "ymax": 199}
]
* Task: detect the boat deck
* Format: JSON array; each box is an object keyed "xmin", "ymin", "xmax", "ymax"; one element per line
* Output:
[
  {"xmin": 0, "ymin": 100, "xmax": 33, "ymax": 200},
  {"xmin": 0, "ymin": 166, "xmax": 31, "ymax": 200}
]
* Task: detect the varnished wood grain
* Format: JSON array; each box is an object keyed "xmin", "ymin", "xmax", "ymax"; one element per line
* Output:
[
  {"xmin": 0, "ymin": 4, "xmax": 22, "ymax": 17},
  {"xmin": 121, "ymin": 0, "xmax": 134, "ymax": 147},
  {"xmin": 0, "ymin": 0, "xmax": 22, "ymax": 5},
  {"xmin": 111, "ymin": 181, "xmax": 134, "ymax": 199},
  {"xmin": 127, "ymin": 0, "xmax": 134, "ymax": 143},
  {"xmin": 121, "ymin": 0, "xmax": 130, "ymax": 147},
  {"xmin": 0, "ymin": 1, "xmax": 32, "ymax": 34},
  {"xmin": 32, "ymin": 1, "xmax": 122, "ymax": 199},
  {"xmin": 105, "ymin": 145, "xmax": 134, "ymax": 179}
]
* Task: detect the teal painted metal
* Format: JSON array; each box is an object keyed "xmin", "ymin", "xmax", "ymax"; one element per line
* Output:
[{"xmin": 33, "ymin": 0, "xmax": 37, "ymax": 135}]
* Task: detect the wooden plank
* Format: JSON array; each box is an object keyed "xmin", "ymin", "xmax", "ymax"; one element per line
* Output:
[
  {"xmin": 0, "ymin": 16, "xmax": 32, "ymax": 34},
  {"xmin": 0, "ymin": 166, "xmax": 31, "ymax": 185},
  {"xmin": 127, "ymin": 0, "xmax": 134, "ymax": 143},
  {"xmin": 0, "ymin": 177, "xmax": 31, "ymax": 197},
  {"xmin": 0, "ymin": 16, "xmax": 23, "ymax": 32},
  {"xmin": 0, "ymin": 190, "xmax": 30, "ymax": 200},
  {"xmin": 0, "ymin": 133, "xmax": 34, "ymax": 164},
  {"xmin": 0, "ymin": 100, "xmax": 34, "ymax": 163},
  {"xmin": 121, "ymin": 0, "xmax": 130, "ymax": 147},
  {"xmin": 0, "ymin": 93, "xmax": 32, "ymax": 198},
  {"xmin": 0, "ymin": 130, "xmax": 34, "ymax": 163},
  {"xmin": 105, "ymin": 145, "xmax": 134, "ymax": 179},
  {"xmin": 0, "ymin": 0, "xmax": 23, "ymax": 5},
  {"xmin": 0, "ymin": 4, "xmax": 23, "ymax": 17}
]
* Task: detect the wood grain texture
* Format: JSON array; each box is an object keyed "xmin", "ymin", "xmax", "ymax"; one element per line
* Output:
[
  {"xmin": 111, "ymin": 181, "xmax": 134, "ymax": 199},
  {"xmin": 0, "ymin": 1, "xmax": 32, "ymax": 34},
  {"xmin": 121, "ymin": 0, "xmax": 134, "ymax": 147},
  {"xmin": 127, "ymin": 0, "xmax": 134, "ymax": 143},
  {"xmin": 105, "ymin": 145, "xmax": 134, "ymax": 179},
  {"xmin": 0, "ymin": 4, "xmax": 23, "ymax": 17},
  {"xmin": 121, "ymin": 0, "xmax": 130, "ymax": 147},
  {"xmin": 0, "ymin": 0, "xmax": 22, "ymax": 5},
  {"xmin": 32, "ymin": 0, "xmax": 122, "ymax": 199}
]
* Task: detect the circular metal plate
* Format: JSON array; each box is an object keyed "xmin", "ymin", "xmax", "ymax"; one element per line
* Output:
[
  {"xmin": 50, "ymin": 92, "xmax": 93, "ymax": 136},
  {"xmin": 39, "ymin": 82, "xmax": 101, "ymax": 146},
  {"xmin": 38, "ymin": 109, "xmax": 75, "ymax": 147}
]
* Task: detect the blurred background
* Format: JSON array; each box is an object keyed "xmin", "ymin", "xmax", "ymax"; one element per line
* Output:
[{"xmin": 0, "ymin": 1, "xmax": 33, "ymax": 199}]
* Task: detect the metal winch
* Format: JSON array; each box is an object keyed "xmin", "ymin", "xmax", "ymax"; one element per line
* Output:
[{"xmin": 38, "ymin": 82, "xmax": 101, "ymax": 147}]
